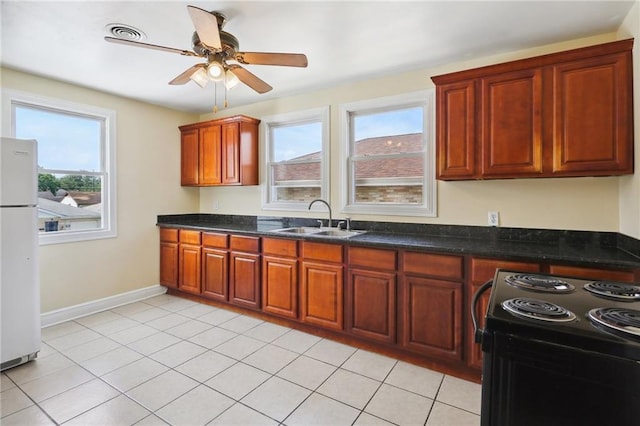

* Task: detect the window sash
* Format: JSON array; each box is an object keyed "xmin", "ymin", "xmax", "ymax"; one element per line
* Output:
[
  {"xmin": 262, "ymin": 107, "xmax": 330, "ymax": 211},
  {"xmin": 3, "ymin": 89, "xmax": 117, "ymax": 244},
  {"xmin": 340, "ymin": 90, "xmax": 436, "ymax": 217}
]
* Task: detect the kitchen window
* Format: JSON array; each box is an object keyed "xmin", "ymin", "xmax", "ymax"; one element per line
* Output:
[
  {"xmin": 3, "ymin": 90, "xmax": 117, "ymax": 244},
  {"xmin": 339, "ymin": 90, "xmax": 436, "ymax": 216},
  {"xmin": 262, "ymin": 107, "xmax": 329, "ymax": 211}
]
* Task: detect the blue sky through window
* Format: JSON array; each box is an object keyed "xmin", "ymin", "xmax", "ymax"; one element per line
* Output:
[
  {"xmin": 15, "ymin": 105, "xmax": 101, "ymax": 171},
  {"xmin": 354, "ymin": 106, "xmax": 423, "ymax": 140}
]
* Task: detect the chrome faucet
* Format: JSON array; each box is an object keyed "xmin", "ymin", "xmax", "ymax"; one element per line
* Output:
[{"xmin": 308, "ymin": 199, "xmax": 332, "ymax": 228}]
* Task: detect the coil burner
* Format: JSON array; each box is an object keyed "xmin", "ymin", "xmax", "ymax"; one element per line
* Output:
[
  {"xmin": 584, "ymin": 281, "xmax": 640, "ymax": 302},
  {"xmin": 501, "ymin": 297, "xmax": 577, "ymax": 323}
]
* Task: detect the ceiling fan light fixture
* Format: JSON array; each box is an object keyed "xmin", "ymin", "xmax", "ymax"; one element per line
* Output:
[
  {"xmin": 225, "ymin": 70, "xmax": 240, "ymax": 89},
  {"xmin": 207, "ymin": 62, "xmax": 225, "ymax": 81},
  {"xmin": 190, "ymin": 67, "xmax": 209, "ymax": 87}
]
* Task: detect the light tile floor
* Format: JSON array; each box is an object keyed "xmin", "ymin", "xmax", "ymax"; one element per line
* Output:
[{"xmin": 1, "ymin": 294, "xmax": 481, "ymax": 425}]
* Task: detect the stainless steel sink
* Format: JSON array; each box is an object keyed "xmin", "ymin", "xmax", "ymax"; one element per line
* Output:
[
  {"xmin": 313, "ymin": 229, "xmax": 366, "ymax": 238},
  {"xmin": 273, "ymin": 227, "xmax": 324, "ymax": 235},
  {"xmin": 273, "ymin": 227, "xmax": 365, "ymax": 238}
]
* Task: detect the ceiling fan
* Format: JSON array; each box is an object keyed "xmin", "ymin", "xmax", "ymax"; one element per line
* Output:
[{"xmin": 105, "ymin": 5, "xmax": 308, "ymax": 94}]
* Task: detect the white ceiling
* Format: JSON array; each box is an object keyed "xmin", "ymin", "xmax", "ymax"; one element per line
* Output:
[{"xmin": 1, "ymin": 1, "xmax": 634, "ymax": 114}]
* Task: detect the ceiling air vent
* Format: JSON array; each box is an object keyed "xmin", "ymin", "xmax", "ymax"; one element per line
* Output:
[{"xmin": 105, "ymin": 23, "xmax": 146, "ymax": 41}]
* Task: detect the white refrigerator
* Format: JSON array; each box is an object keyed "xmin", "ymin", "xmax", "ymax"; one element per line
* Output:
[{"xmin": 1, "ymin": 137, "xmax": 41, "ymax": 371}]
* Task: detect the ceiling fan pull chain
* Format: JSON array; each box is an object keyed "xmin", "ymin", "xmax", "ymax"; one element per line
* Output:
[
  {"xmin": 213, "ymin": 83, "xmax": 218, "ymax": 113},
  {"xmin": 224, "ymin": 75, "xmax": 229, "ymax": 108}
]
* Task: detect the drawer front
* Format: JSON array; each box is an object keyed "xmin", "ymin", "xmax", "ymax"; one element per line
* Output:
[
  {"xmin": 348, "ymin": 246, "xmax": 397, "ymax": 270},
  {"xmin": 160, "ymin": 227, "xmax": 179, "ymax": 243},
  {"xmin": 302, "ymin": 241, "xmax": 343, "ymax": 263},
  {"xmin": 403, "ymin": 252, "xmax": 464, "ymax": 280},
  {"xmin": 262, "ymin": 237, "xmax": 298, "ymax": 257},
  {"xmin": 230, "ymin": 235, "xmax": 260, "ymax": 253},
  {"xmin": 471, "ymin": 258, "xmax": 540, "ymax": 282},
  {"xmin": 548, "ymin": 265, "xmax": 635, "ymax": 283},
  {"xmin": 202, "ymin": 232, "xmax": 228, "ymax": 249},
  {"xmin": 179, "ymin": 229, "xmax": 201, "ymax": 245}
]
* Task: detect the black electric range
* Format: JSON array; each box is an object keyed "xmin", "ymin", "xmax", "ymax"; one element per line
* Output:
[{"xmin": 474, "ymin": 269, "xmax": 640, "ymax": 426}]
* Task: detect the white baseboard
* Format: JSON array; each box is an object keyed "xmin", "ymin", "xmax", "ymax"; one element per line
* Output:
[{"xmin": 41, "ymin": 284, "xmax": 167, "ymax": 328}]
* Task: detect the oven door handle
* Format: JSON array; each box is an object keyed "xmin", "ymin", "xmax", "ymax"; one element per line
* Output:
[{"xmin": 472, "ymin": 279, "xmax": 493, "ymax": 344}]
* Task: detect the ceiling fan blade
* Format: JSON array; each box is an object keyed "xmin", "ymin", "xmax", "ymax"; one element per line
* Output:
[
  {"xmin": 235, "ymin": 52, "xmax": 308, "ymax": 67},
  {"xmin": 228, "ymin": 65, "xmax": 273, "ymax": 94},
  {"xmin": 169, "ymin": 64, "xmax": 207, "ymax": 85},
  {"xmin": 104, "ymin": 36, "xmax": 198, "ymax": 57},
  {"xmin": 187, "ymin": 5, "xmax": 222, "ymax": 50}
]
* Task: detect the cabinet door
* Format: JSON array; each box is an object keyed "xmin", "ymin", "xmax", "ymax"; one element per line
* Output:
[
  {"xmin": 200, "ymin": 125, "xmax": 222, "ymax": 185},
  {"xmin": 180, "ymin": 128, "xmax": 199, "ymax": 185},
  {"xmin": 552, "ymin": 52, "xmax": 633, "ymax": 175},
  {"xmin": 348, "ymin": 268, "xmax": 396, "ymax": 343},
  {"xmin": 262, "ymin": 256, "xmax": 298, "ymax": 319},
  {"xmin": 301, "ymin": 261, "xmax": 344, "ymax": 330},
  {"xmin": 480, "ymin": 68, "xmax": 543, "ymax": 177},
  {"xmin": 179, "ymin": 244, "xmax": 201, "ymax": 294},
  {"xmin": 221, "ymin": 122, "xmax": 240, "ymax": 184},
  {"xmin": 467, "ymin": 258, "xmax": 540, "ymax": 369},
  {"xmin": 202, "ymin": 248, "xmax": 228, "ymax": 301},
  {"xmin": 229, "ymin": 252, "xmax": 260, "ymax": 309},
  {"xmin": 402, "ymin": 276, "xmax": 463, "ymax": 361},
  {"xmin": 160, "ymin": 242, "xmax": 179, "ymax": 288},
  {"xmin": 436, "ymin": 80, "xmax": 476, "ymax": 179}
]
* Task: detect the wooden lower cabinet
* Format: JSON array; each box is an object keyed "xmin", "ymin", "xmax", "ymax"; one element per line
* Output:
[
  {"xmin": 159, "ymin": 226, "xmax": 639, "ymax": 383},
  {"xmin": 401, "ymin": 251, "xmax": 465, "ymax": 361},
  {"xmin": 262, "ymin": 238, "xmax": 299, "ymax": 319},
  {"xmin": 229, "ymin": 235, "xmax": 261, "ymax": 310},
  {"xmin": 201, "ymin": 232, "xmax": 229, "ymax": 301},
  {"xmin": 467, "ymin": 258, "xmax": 541, "ymax": 369},
  {"xmin": 347, "ymin": 246, "xmax": 397, "ymax": 344},
  {"xmin": 300, "ymin": 241, "xmax": 344, "ymax": 331},
  {"xmin": 402, "ymin": 275, "xmax": 463, "ymax": 360},
  {"xmin": 348, "ymin": 268, "xmax": 396, "ymax": 343},
  {"xmin": 178, "ymin": 230, "xmax": 202, "ymax": 295},
  {"xmin": 202, "ymin": 248, "xmax": 228, "ymax": 300},
  {"xmin": 159, "ymin": 228, "xmax": 179, "ymax": 288}
]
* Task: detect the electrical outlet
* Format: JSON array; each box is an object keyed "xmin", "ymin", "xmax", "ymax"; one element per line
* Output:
[
  {"xmin": 488, "ymin": 211, "xmax": 499, "ymax": 227},
  {"xmin": 213, "ymin": 201, "xmax": 220, "ymax": 210}
]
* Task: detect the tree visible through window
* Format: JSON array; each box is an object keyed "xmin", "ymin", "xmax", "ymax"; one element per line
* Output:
[{"xmin": 7, "ymin": 92, "xmax": 117, "ymax": 243}]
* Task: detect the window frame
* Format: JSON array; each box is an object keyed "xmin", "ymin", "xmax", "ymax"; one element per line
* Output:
[
  {"xmin": 339, "ymin": 90, "xmax": 436, "ymax": 217},
  {"xmin": 261, "ymin": 106, "xmax": 330, "ymax": 211},
  {"xmin": 2, "ymin": 89, "xmax": 117, "ymax": 245}
]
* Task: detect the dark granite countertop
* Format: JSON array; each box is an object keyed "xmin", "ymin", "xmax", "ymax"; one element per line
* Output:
[{"xmin": 157, "ymin": 214, "xmax": 640, "ymax": 270}]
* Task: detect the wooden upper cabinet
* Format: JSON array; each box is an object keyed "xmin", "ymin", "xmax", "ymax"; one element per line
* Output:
[
  {"xmin": 552, "ymin": 52, "xmax": 633, "ymax": 175},
  {"xmin": 432, "ymin": 39, "xmax": 634, "ymax": 180},
  {"xmin": 436, "ymin": 80, "xmax": 476, "ymax": 179},
  {"xmin": 180, "ymin": 128, "xmax": 199, "ymax": 186},
  {"xmin": 480, "ymin": 69, "xmax": 543, "ymax": 177},
  {"xmin": 221, "ymin": 122, "xmax": 240, "ymax": 184},
  {"xmin": 179, "ymin": 115, "xmax": 260, "ymax": 187},
  {"xmin": 199, "ymin": 125, "xmax": 222, "ymax": 185}
]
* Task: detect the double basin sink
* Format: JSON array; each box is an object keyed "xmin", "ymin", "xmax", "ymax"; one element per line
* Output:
[{"xmin": 273, "ymin": 227, "xmax": 366, "ymax": 239}]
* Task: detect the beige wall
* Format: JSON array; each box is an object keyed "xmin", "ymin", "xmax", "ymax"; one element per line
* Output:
[
  {"xmin": 198, "ymin": 32, "xmax": 629, "ymax": 233},
  {"xmin": 618, "ymin": 0, "xmax": 640, "ymax": 239},
  {"xmin": 1, "ymin": 68, "xmax": 200, "ymax": 312}
]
